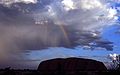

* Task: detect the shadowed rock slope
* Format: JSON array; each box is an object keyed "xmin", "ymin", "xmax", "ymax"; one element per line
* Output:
[{"xmin": 37, "ymin": 58, "xmax": 107, "ymax": 75}]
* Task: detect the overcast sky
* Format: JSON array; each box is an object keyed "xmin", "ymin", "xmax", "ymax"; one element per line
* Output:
[{"xmin": 0, "ymin": 0, "xmax": 120, "ymax": 69}]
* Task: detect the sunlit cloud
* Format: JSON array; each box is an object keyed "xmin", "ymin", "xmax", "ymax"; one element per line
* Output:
[
  {"xmin": 80, "ymin": 0, "xmax": 103, "ymax": 10},
  {"xmin": 62, "ymin": 0, "xmax": 75, "ymax": 11},
  {"xmin": 33, "ymin": 0, "xmax": 118, "ymax": 31},
  {"xmin": 0, "ymin": 0, "xmax": 37, "ymax": 7}
]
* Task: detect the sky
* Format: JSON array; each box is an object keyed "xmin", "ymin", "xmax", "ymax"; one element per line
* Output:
[{"xmin": 0, "ymin": 0, "xmax": 120, "ymax": 69}]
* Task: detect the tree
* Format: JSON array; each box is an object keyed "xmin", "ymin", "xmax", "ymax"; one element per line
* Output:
[
  {"xmin": 116, "ymin": 55, "xmax": 120, "ymax": 71},
  {"xmin": 108, "ymin": 54, "xmax": 120, "ymax": 70}
]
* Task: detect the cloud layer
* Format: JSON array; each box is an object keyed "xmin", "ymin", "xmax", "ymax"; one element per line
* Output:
[{"xmin": 0, "ymin": 0, "xmax": 119, "ymax": 67}]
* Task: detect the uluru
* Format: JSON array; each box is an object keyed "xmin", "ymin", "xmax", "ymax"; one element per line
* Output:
[{"xmin": 37, "ymin": 57, "xmax": 107, "ymax": 75}]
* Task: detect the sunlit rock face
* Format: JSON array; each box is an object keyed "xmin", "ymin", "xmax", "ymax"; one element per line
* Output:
[{"xmin": 38, "ymin": 58, "xmax": 107, "ymax": 75}]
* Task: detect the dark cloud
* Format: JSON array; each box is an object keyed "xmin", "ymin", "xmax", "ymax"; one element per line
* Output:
[
  {"xmin": 0, "ymin": 0, "xmax": 114, "ymax": 52},
  {"xmin": 92, "ymin": 40, "xmax": 113, "ymax": 51}
]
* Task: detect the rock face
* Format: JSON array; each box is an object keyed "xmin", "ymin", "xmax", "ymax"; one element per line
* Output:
[{"xmin": 37, "ymin": 58, "xmax": 107, "ymax": 75}]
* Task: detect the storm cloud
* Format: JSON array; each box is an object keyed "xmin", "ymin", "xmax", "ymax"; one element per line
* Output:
[{"xmin": 0, "ymin": 0, "xmax": 119, "ymax": 65}]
